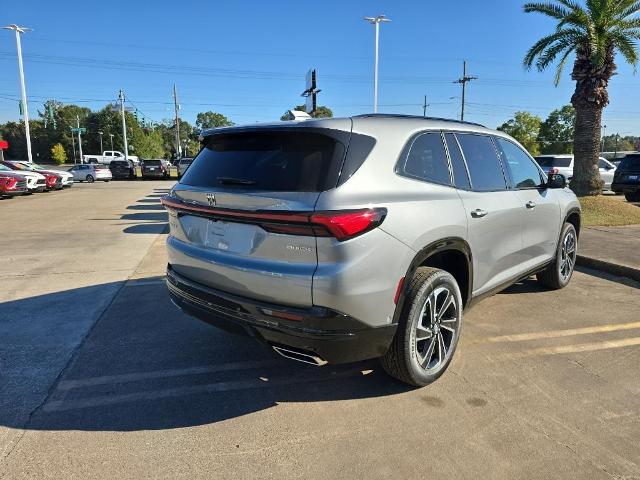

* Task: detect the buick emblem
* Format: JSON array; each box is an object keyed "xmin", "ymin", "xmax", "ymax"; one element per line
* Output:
[{"xmin": 206, "ymin": 193, "xmax": 216, "ymax": 207}]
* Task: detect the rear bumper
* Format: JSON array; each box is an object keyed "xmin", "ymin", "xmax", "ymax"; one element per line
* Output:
[
  {"xmin": 166, "ymin": 265, "xmax": 396, "ymax": 364},
  {"xmin": 142, "ymin": 171, "xmax": 167, "ymax": 178},
  {"xmin": 612, "ymin": 182, "xmax": 639, "ymax": 194}
]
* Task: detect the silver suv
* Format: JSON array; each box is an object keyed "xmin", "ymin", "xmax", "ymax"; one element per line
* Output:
[{"xmin": 162, "ymin": 115, "xmax": 580, "ymax": 386}]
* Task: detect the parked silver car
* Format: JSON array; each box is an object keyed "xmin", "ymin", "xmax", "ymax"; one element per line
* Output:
[
  {"xmin": 177, "ymin": 157, "xmax": 194, "ymax": 178},
  {"xmin": 534, "ymin": 154, "xmax": 616, "ymax": 190},
  {"xmin": 162, "ymin": 115, "xmax": 581, "ymax": 386},
  {"xmin": 68, "ymin": 164, "xmax": 112, "ymax": 183}
]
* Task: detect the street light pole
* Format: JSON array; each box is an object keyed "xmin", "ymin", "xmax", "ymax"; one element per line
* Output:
[
  {"xmin": 364, "ymin": 15, "xmax": 391, "ymax": 113},
  {"xmin": 118, "ymin": 89, "xmax": 129, "ymax": 162},
  {"xmin": 109, "ymin": 133, "xmax": 114, "ymax": 152},
  {"xmin": 3, "ymin": 24, "xmax": 33, "ymax": 162},
  {"xmin": 76, "ymin": 115, "xmax": 83, "ymax": 164},
  {"xmin": 98, "ymin": 131, "xmax": 103, "ymax": 153}
]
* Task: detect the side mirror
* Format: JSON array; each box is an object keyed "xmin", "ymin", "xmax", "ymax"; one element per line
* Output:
[{"xmin": 546, "ymin": 173, "xmax": 567, "ymax": 189}]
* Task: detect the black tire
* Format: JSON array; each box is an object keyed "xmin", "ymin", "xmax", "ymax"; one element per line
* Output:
[
  {"xmin": 624, "ymin": 192, "xmax": 640, "ymax": 202},
  {"xmin": 536, "ymin": 222, "xmax": 577, "ymax": 290},
  {"xmin": 86, "ymin": 175, "xmax": 95, "ymax": 183},
  {"xmin": 381, "ymin": 267, "xmax": 463, "ymax": 387}
]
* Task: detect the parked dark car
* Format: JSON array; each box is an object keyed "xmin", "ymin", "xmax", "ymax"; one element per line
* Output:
[
  {"xmin": 611, "ymin": 153, "xmax": 640, "ymax": 201},
  {"xmin": 141, "ymin": 159, "xmax": 170, "ymax": 179},
  {"xmin": 109, "ymin": 159, "xmax": 135, "ymax": 180},
  {"xmin": 0, "ymin": 174, "xmax": 28, "ymax": 198}
]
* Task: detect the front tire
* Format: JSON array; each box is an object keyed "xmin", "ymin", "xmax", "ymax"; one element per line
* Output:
[
  {"xmin": 537, "ymin": 222, "xmax": 577, "ymax": 289},
  {"xmin": 381, "ymin": 267, "xmax": 463, "ymax": 387},
  {"xmin": 624, "ymin": 192, "xmax": 640, "ymax": 202}
]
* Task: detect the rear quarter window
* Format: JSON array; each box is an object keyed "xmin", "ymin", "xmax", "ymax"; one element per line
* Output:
[
  {"xmin": 180, "ymin": 130, "xmax": 347, "ymax": 192},
  {"xmin": 397, "ymin": 132, "xmax": 451, "ymax": 186}
]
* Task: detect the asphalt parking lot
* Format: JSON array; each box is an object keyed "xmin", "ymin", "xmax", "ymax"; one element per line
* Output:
[{"xmin": 1, "ymin": 182, "xmax": 639, "ymax": 479}]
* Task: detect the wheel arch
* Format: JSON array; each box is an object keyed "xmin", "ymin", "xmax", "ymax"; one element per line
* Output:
[
  {"xmin": 393, "ymin": 237, "xmax": 473, "ymax": 323},
  {"xmin": 564, "ymin": 207, "xmax": 581, "ymax": 238}
]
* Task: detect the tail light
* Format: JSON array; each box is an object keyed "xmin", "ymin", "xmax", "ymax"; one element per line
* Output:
[
  {"xmin": 549, "ymin": 167, "xmax": 560, "ymax": 174},
  {"xmin": 0, "ymin": 177, "xmax": 17, "ymax": 189},
  {"xmin": 161, "ymin": 197, "xmax": 387, "ymax": 241}
]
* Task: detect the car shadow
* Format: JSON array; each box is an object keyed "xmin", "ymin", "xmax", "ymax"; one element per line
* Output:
[
  {"xmin": 126, "ymin": 204, "xmax": 165, "ymax": 211},
  {"xmin": 1, "ymin": 279, "xmax": 410, "ymax": 433}
]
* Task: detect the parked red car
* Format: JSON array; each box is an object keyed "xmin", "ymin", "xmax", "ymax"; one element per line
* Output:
[
  {"xmin": 0, "ymin": 174, "xmax": 28, "ymax": 198},
  {"xmin": 0, "ymin": 161, "xmax": 62, "ymax": 190}
]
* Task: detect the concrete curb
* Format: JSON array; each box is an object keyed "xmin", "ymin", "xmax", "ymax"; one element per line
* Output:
[{"xmin": 577, "ymin": 255, "xmax": 640, "ymax": 283}]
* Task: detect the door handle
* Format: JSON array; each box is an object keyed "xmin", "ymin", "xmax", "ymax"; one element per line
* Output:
[
  {"xmin": 470, "ymin": 209, "xmax": 488, "ymax": 218},
  {"xmin": 526, "ymin": 201, "xmax": 537, "ymax": 209}
]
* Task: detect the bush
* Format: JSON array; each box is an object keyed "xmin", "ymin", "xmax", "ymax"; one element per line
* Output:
[{"xmin": 51, "ymin": 143, "xmax": 67, "ymax": 165}]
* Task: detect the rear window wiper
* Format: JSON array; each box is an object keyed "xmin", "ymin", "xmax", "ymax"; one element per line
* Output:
[{"xmin": 217, "ymin": 176, "xmax": 257, "ymax": 186}]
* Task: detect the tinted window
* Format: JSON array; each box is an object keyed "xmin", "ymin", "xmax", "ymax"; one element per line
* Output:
[
  {"xmin": 456, "ymin": 134, "xmax": 506, "ymax": 191},
  {"xmin": 444, "ymin": 133, "xmax": 471, "ymax": 189},
  {"xmin": 144, "ymin": 160, "xmax": 162, "ymax": 166},
  {"xmin": 496, "ymin": 138, "xmax": 543, "ymax": 188},
  {"xmin": 535, "ymin": 156, "xmax": 572, "ymax": 168},
  {"xmin": 401, "ymin": 132, "xmax": 450, "ymax": 185},
  {"xmin": 181, "ymin": 130, "xmax": 345, "ymax": 192},
  {"xmin": 619, "ymin": 156, "xmax": 640, "ymax": 170}
]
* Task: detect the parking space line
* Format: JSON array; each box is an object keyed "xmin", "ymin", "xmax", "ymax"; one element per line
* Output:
[
  {"xmin": 44, "ymin": 368, "xmax": 366, "ymax": 412},
  {"xmin": 56, "ymin": 360, "xmax": 283, "ymax": 391},
  {"xmin": 500, "ymin": 336, "xmax": 640, "ymax": 359},
  {"xmin": 475, "ymin": 321, "xmax": 640, "ymax": 344}
]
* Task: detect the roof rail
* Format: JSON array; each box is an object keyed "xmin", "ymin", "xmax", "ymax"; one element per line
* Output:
[{"xmin": 353, "ymin": 113, "xmax": 485, "ymax": 128}]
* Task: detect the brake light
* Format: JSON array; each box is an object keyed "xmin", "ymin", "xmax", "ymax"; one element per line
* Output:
[
  {"xmin": 549, "ymin": 167, "xmax": 560, "ymax": 174},
  {"xmin": 310, "ymin": 209, "xmax": 387, "ymax": 241}
]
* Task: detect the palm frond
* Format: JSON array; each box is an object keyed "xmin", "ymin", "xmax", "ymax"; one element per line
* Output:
[
  {"xmin": 554, "ymin": 47, "xmax": 575, "ymax": 84},
  {"xmin": 524, "ymin": 28, "xmax": 585, "ymax": 69},
  {"xmin": 612, "ymin": 31, "xmax": 639, "ymax": 69},
  {"xmin": 524, "ymin": 2, "xmax": 572, "ymax": 19},
  {"xmin": 536, "ymin": 35, "xmax": 580, "ymax": 70}
]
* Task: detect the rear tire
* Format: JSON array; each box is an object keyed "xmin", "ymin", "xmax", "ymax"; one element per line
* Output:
[
  {"xmin": 624, "ymin": 192, "xmax": 640, "ymax": 202},
  {"xmin": 536, "ymin": 222, "xmax": 577, "ymax": 290},
  {"xmin": 381, "ymin": 267, "xmax": 463, "ymax": 387},
  {"xmin": 86, "ymin": 175, "xmax": 95, "ymax": 183}
]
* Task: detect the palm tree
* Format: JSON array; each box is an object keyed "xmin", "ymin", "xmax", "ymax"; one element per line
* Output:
[{"xmin": 523, "ymin": 0, "xmax": 640, "ymax": 196}]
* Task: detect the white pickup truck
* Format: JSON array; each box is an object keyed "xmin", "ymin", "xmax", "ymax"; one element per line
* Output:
[{"xmin": 83, "ymin": 151, "xmax": 140, "ymax": 165}]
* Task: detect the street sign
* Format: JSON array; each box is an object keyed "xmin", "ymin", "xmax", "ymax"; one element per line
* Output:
[
  {"xmin": 301, "ymin": 69, "xmax": 320, "ymax": 115},
  {"xmin": 70, "ymin": 127, "xmax": 86, "ymax": 133},
  {"xmin": 111, "ymin": 104, "xmax": 134, "ymax": 112}
]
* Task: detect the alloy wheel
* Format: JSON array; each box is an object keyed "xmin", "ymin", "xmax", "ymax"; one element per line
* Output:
[
  {"xmin": 412, "ymin": 286, "xmax": 459, "ymax": 371},
  {"xmin": 559, "ymin": 230, "xmax": 576, "ymax": 281}
]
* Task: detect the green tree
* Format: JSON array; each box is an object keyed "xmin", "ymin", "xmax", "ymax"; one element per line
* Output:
[
  {"xmin": 497, "ymin": 111, "xmax": 542, "ymax": 155},
  {"xmin": 280, "ymin": 105, "xmax": 333, "ymax": 121},
  {"xmin": 51, "ymin": 143, "xmax": 67, "ymax": 164},
  {"xmin": 538, "ymin": 105, "xmax": 576, "ymax": 154},
  {"xmin": 523, "ymin": 0, "xmax": 640, "ymax": 195},
  {"xmin": 195, "ymin": 111, "xmax": 234, "ymax": 130},
  {"xmin": 602, "ymin": 134, "xmax": 635, "ymax": 152}
]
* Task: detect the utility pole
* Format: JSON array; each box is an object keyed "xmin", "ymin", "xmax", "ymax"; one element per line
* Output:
[
  {"xmin": 3, "ymin": 24, "xmax": 33, "ymax": 162},
  {"xmin": 70, "ymin": 127, "xmax": 76, "ymax": 164},
  {"xmin": 118, "ymin": 89, "xmax": 129, "ymax": 162},
  {"xmin": 601, "ymin": 125, "xmax": 607, "ymax": 151},
  {"xmin": 109, "ymin": 133, "xmax": 114, "ymax": 152},
  {"xmin": 364, "ymin": 15, "xmax": 391, "ymax": 113},
  {"xmin": 98, "ymin": 130, "xmax": 103, "ymax": 153},
  {"xmin": 422, "ymin": 95, "xmax": 429, "ymax": 118},
  {"xmin": 173, "ymin": 83, "xmax": 181, "ymax": 159},
  {"xmin": 76, "ymin": 115, "xmax": 83, "ymax": 164},
  {"xmin": 453, "ymin": 60, "xmax": 477, "ymax": 122}
]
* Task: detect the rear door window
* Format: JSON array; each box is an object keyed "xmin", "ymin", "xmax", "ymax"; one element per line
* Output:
[
  {"xmin": 181, "ymin": 130, "xmax": 346, "ymax": 192},
  {"xmin": 456, "ymin": 134, "xmax": 507, "ymax": 191},
  {"xmin": 398, "ymin": 132, "xmax": 451, "ymax": 185}
]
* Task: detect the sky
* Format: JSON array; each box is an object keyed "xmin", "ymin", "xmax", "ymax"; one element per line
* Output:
[{"xmin": 0, "ymin": 0, "xmax": 638, "ymax": 136}]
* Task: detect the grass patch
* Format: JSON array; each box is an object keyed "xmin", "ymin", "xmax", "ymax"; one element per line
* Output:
[{"xmin": 579, "ymin": 195, "xmax": 640, "ymax": 226}]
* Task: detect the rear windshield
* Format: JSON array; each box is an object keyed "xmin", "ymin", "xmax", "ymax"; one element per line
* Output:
[
  {"xmin": 181, "ymin": 130, "xmax": 346, "ymax": 192},
  {"xmin": 534, "ymin": 156, "xmax": 572, "ymax": 168},
  {"xmin": 619, "ymin": 156, "xmax": 640, "ymax": 170},
  {"xmin": 143, "ymin": 160, "xmax": 162, "ymax": 166}
]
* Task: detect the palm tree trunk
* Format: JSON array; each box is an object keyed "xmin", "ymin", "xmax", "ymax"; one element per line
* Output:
[
  {"xmin": 570, "ymin": 103, "xmax": 603, "ymax": 196},
  {"xmin": 569, "ymin": 43, "xmax": 615, "ymax": 197}
]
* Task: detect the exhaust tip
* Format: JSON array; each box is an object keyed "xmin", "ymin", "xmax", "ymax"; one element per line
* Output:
[{"xmin": 272, "ymin": 345, "xmax": 327, "ymax": 366}]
